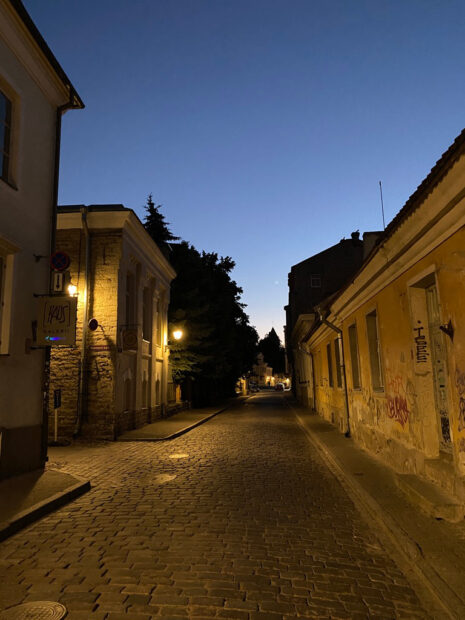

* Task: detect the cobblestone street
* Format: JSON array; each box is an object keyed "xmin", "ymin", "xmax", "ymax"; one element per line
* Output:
[{"xmin": 0, "ymin": 394, "xmax": 429, "ymax": 619}]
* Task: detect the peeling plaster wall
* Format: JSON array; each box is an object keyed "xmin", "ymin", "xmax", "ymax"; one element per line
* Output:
[{"xmin": 305, "ymin": 226, "xmax": 465, "ymax": 500}]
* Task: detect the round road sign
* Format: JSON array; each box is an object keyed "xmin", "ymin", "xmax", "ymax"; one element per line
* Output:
[{"xmin": 50, "ymin": 251, "xmax": 70, "ymax": 272}]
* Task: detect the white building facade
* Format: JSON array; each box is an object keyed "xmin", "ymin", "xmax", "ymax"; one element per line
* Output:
[{"xmin": 0, "ymin": 0, "xmax": 83, "ymax": 478}]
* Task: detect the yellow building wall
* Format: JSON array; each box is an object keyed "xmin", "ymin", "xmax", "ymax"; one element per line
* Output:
[
  {"xmin": 49, "ymin": 229, "xmax": 121, "ymax": 441},
  {"xmin": 309, "ymin": 225, "xmax": 465, "ymax": 493}
]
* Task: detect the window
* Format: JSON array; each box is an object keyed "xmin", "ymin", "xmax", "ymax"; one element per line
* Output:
[
  {"xmin": 0, "ymin": 244, "xmax": 15, "ymax": 354},
  {"xmin": 348, "ymin": 323, "xmax": 361, "ymax": 389},
  {"xmin": 326, "ymin": 343, "xmax": 333, "ymax": 387},
  {"xmin": 156, "ymin": 299, "xmax": 162, "ymax": 346},
  {"xmin": 125, "ymin": 272, "xmax": 135, "ymax": 326},
  {"xmin": 310, "ymin": 274, "xmax": 321, "ymax": 288},
  {"xmin": 142, "ymin": 287, "xmax": 152, "ymax": 341},
  {"xmin": 0, "ymin": 90, "xmax": 12, "ymax": 183},
  {"xmin": 366, "ymin": 310, "xmax": 384, "ymax": 390},
  {"xmin": 334, "ymin": 337, "xmax": 342, "ymax": 388}
]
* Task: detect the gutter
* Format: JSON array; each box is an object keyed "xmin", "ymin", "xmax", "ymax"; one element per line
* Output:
[{"xmin": 317, "ymin": 311, "xmax": 351, "ymax": 438}]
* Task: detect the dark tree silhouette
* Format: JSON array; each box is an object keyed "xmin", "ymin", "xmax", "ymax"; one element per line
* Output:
[
  {"xmin": 258, "ymin": 328, "xmax": 285, "ymax": 373},
  {"xmin": 143, "ymin": 200, "xmax": 258, "ymax": 406},
  {"xmin": 143, "ymin": 194, "xmax": 179, "ymax": 257}
]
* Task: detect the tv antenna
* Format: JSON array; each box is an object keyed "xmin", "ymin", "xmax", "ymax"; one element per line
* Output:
[{"xmin": 379, "ymin": 181, "xmax": 386, "ymax": 230}]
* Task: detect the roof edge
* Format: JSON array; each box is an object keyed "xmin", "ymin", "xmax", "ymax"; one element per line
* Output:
[{"xmin": 8, "ymin": 0, "xmax": 84, "ymax": 108}]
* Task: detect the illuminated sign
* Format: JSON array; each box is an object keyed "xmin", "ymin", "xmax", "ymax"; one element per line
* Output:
[{"xmin": 36, "ymin": 296, "xmax": 77, "ymax": 346}]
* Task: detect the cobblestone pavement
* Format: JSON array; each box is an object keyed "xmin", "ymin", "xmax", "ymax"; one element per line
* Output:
[{"xmin": 0, "ymin": 393, "xmax": 429, "ymax": 619}]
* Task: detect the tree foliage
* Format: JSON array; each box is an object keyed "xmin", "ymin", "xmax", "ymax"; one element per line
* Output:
[
  {"xmin": 258, "ymin": 328, "xmax": 285, "ymax": 374},
  {"xmin": 143, "ymin": 194, "xmax": 180, "ymax": 257},
  {"xmin": 143, "ymin": 198, "xmax": 258, "ymax": 406}
]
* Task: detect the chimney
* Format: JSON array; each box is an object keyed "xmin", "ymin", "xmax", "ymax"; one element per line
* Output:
[{"xmin": 351, "ymin": 230, "xmax": 360, "ymax": 241}]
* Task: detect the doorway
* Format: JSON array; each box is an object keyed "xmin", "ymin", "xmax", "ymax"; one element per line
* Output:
[{"xmin": 425, "ymin": 283, "xmax": 451, "ymax": 452}]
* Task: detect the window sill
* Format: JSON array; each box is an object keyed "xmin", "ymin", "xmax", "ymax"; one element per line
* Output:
[{"xmin": 0, "ymin": 176, "xmax": 18, "ymax": 191}]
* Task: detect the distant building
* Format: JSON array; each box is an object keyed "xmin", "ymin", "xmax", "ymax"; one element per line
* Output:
[
  {"xmin": 49, "ymin": 205, "xmax": 176, "ymax": 441},
  {"xmin": 252, "ymin": 352, "xmax": 273, "ymax": 387},
  {"xmin": 0, "ymin": 0, "xmax": 83, "ymax": 479},
  {"xmin": 285, "ymin": 231, "xmax": 380, "ymax": 405}
]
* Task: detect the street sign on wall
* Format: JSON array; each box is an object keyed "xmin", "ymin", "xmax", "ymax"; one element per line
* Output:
[
  {"xmin": 50, "ymin": 251, "xmax": 70, "ymax": 272},
  {"xmin": 36, "ymin": 296, "xmax": 77, "ymax": 346}
]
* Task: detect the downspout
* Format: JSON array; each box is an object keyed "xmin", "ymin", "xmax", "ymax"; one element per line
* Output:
[
  {"xmin": 74, "ymin": 206, "xmax": 90, "ymax": 436},
  {"xmin": 319, "ymin": 314, "xmax": 351, "ymax": 438},
  {"xmin": 41, "ymin": 100, "xmax": 74, "ymax": 464}
]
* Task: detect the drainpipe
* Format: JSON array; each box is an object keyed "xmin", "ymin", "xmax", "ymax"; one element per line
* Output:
[
  {"xmin": 41, "ymin": 100, "xmax": 77, "ymax": 463},
  {"xmin": 74, "ymin": 206, "xmax": 90, "ymax": 436},
  {"xmin": 318, "ymin": 314, "xmax": 351, "ymax": 438}
]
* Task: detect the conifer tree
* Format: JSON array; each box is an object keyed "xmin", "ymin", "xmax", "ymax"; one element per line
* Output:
[{"xmin": 143, "ymin": 194, "xmax": 179, "ymax": 257}]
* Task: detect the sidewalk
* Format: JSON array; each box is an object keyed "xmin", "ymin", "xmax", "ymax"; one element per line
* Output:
[
  {"xmin": 289, "ymin": 398, "xmax": 465, "ymax": 620},
  {"xmin": 0, "ymin": 468, "xmax": 90, "ymax": 542},
  {"xmin": 117, "ymin": 398, "xmax": 244, "ymax": 441}
]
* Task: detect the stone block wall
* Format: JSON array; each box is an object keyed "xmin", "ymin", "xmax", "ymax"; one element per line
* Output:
[{"xmin": 49, "ymin": 229, "xmax": 122, "ymax": 442}]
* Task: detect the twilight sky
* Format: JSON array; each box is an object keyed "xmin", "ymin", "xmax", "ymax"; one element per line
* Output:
[{"xmin": 25, "ymin": 0, "xmax": 465, "ymax": 338}]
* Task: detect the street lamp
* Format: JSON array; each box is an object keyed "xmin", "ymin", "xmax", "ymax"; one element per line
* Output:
[
  {"xmin": 67, "ymin": 283, "xmax": 77, "ymax": 296},
  {"xmin": 172, "ymin": 329, "xmax": 183, "ymax": 341}
]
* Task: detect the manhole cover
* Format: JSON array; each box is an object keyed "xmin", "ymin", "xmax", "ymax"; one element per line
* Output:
[
  {"xmin": 169, "ymin": 453, "xmax": 189, "ymax": 459},
  {"xmin": 0, "ymin": 601, "xmax": 67, "ymax": 619}
]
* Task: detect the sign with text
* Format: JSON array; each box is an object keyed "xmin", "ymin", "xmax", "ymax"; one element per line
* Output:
[{"xmin": 36, "ymin": 296, "xmax": 77, "ymax": 346}]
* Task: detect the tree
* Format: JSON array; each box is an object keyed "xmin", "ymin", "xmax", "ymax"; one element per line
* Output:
[
  {"xmin": 143, "ymin": 194, "xmax": 179, "ymax": 257},
  {"xmin": 143, "ymin": 201, "xmax": 258, "ymax": 406},
  {"xmin": 258, "ymin": 328, "xmax": 285, "ymax": 373},
  {"xmin": 168, "ymin": 242, "xmax": 259, "ymax": 405}
]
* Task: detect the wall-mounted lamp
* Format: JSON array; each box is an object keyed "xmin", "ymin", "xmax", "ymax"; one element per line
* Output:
[
  {"xmin": 439, "ymin": 319, "xmax": 454, "ymax": 341},
  {"xmin": 67, "ymin": 284, "xmax": 77, "ymax": 296}
]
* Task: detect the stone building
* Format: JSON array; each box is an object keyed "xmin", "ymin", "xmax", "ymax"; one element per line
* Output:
[
  {"xmin": 49, "ymin": 205, "xmax": 176, "ymax": 441},
  {"xmin": 285, "ymin": 231, "xmax": 380, "ymax": 405},
  {"xmin": 293, "ymin": 128, "xmax": 465, "ymax": 507},
  {"xmin": 0, "ymin": 0, "xmax": 83, "ymax": 478}
]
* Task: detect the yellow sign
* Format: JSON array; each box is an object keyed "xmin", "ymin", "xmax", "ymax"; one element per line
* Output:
[{"xmin": 36, "ymin": 296, "xmax": 77, "ymax": 346}]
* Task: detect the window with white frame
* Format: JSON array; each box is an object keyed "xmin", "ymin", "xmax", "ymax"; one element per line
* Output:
[
  {"xmin": 348, "ymin": 323, "xmax": 361, "ymax": 389},
  {"xmin": 366, "ymin": 309, "xmax": 384, "ymax": 390},
  {"xmin": 334, "ymin": 337, "xmax": 342, "ymax": 388}
]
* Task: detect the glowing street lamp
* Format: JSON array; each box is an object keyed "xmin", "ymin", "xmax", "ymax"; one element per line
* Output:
[
  {"xmin": 172, "ymin": 329, "xmax": 183, "ymax": 341},
  {"xmin": 67, "ymin": 283, "xmax": 77, "ymax": 296}
]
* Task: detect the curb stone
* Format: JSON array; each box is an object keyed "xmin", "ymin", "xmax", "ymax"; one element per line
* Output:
[{"xmin": 0, "ymin": 476, "xmax": 91, "ymax": 542}]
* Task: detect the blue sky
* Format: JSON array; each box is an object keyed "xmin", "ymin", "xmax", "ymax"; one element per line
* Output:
[{"xmin": 25, "ymin": 0, "xmax": 465, "ymax": 338}]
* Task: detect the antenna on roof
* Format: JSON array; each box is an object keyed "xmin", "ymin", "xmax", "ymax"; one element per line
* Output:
[{"xmin": 379, "ymin": 181, "xmax": 386, "ymax": 230}]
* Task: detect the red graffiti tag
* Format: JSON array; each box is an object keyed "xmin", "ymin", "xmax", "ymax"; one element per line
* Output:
[{"xmin": 387, "ymin": 395, "xmax": 409, "ymax": 427}]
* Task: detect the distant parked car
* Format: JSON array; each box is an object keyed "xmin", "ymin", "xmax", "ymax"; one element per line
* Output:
[{"xmin": 275, "ymin": 382, "xmax": 284, "ymax": 391}]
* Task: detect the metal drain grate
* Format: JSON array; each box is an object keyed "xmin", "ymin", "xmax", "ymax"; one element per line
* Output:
[{"xmin": 0, "ymin": 601, "xmax": 67, "ymax": 619}]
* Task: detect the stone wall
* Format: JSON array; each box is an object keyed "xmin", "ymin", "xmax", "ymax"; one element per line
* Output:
[{"xmin": 49, "ymin": 229, "xmax": 121, "ymax": 442}]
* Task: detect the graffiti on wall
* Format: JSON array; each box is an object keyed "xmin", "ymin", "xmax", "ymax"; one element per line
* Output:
[
  {"xmin": 455, "ymin": 368, "xmax": 465, "ymax": 432},
  {"xmin": 413, "ymin": 321, "xmax": 429, "ymax": 363},
  {"xmin": 386, "ymin": 375, "xmax": 410, "ymax": 427}
]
